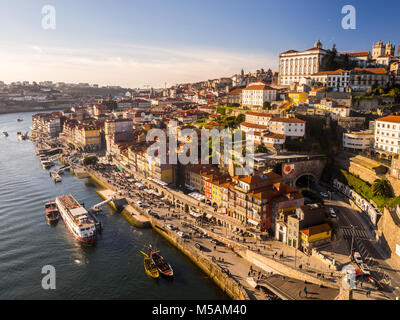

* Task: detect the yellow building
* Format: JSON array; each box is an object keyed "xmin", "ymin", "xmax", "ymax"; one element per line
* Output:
[
  {"xmin": 288, "ymin": 92, "xmax": 308, "ymax": 104},
  {"xmin": 75, "ymin": 125, "xmax": 101, "ymax": 151},
  {"xmin": 300, "ymin": 223, "xmax": 332, "ymax": 253}
]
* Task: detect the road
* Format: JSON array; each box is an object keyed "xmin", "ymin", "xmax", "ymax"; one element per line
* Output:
[{"xmin": 314, "ymin": 182, "xmax": 400, "ymax": 300}]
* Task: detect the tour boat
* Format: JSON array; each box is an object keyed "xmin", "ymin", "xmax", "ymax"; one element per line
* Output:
[
  {"xmin": 55, "ymin": 195, "xmax": 96, "ymax": 245},
  {"xmin": 45, "ymin": 201, "xmax": 60, "ymax": 225},
  {"xmin": 148, "ymin": 246, "xmax": 174, "ymax": 277}
]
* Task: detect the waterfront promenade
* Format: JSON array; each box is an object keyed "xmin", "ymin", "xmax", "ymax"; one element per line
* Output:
[{"xmin": 84, "ymin": 164, "xmax": 342, "ymax": 300}]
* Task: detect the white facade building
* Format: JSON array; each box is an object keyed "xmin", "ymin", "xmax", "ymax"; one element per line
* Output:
[
  {"xmin": 268, "ymin": 118, "xmax": 306, "ymax": 138},
  {"xmin": 343, "ymin": 130, "xmax": 374, "ymax": 151},
  {"xmin": 245, "ymin": 111, "xmax": 276, "ymax": 126},
  {"xmin": 279, "ymin": 40, "xmax": 327, "ymax": 86},
  {"xmin": 374, "ymin": 115, "xmax": 400, "ymax": 156},
  {"xmin": 241, "ymin": 82, "xmax": 277, "ymax": 107},
  {"xmin": 310, "ymin": 69, "xmax": 350, "ymax": 91}
]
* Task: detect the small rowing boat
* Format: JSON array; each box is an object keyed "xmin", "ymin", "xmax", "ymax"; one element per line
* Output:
[
  {"xmin": 140, "ymin": 251, "xmax": 159, "ymax": 279},
  {"xmin": 144, "ymin": 257, "xmax": 159, "ymax": 279},
  {"xmin": 149, "ymin": 245, "xmax": 173, "ymax": 277}
]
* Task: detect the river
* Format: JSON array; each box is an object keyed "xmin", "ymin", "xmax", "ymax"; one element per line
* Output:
[{"xmin": 0, "ymin": 111, "xmax": 227, "ymax": 300}]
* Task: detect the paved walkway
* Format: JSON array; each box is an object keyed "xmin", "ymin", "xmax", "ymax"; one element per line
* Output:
[{"xmin": 258, "ymin": 274, "xmax": 339, "ymax": 300}]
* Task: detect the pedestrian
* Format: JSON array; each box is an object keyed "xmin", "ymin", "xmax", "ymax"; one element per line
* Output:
[
  {"xmin": 303, "ymin": 286, "xmax": 307, "ymax": 298},
  {"xmin": 298, "ymin": 290, "xmax": 301, "ymax": 298}
]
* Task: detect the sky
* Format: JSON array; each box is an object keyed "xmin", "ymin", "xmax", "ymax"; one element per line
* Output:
[{"xmin": 0, "ymin": 0, "xmax": 399, "ymax": 88}]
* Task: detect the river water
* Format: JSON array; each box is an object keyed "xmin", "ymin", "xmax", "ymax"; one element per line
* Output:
[{"xmin": 0, "ymin": 111, "xmax": 226, "ymax": 300}]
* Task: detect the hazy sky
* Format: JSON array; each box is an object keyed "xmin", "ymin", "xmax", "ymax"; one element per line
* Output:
[{"xmin": 0, "ymin": 0, "xmax": 399, "ymax": 88}]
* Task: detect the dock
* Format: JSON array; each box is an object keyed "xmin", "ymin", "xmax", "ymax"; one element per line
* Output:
[{"xmin": 96, "ymin": 189, "xmax": 150, "ymax": 228}]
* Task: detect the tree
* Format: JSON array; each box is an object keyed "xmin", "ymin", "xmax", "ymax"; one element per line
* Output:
[
  {"xmin": 216, "ymin": 105, "xmax": 226, "ymax": 116},
  {"xmin": 255, "ymin": 145, "xmax": 269, "ymax": 153},
  {"xmin": 372, "ymin": 179, "xmax": 393, "ymax": 198},
  {"xmin": 83, "ymin": 156, "xmax": 98, "ymax": 166},
  {"xmin": 263, "ymin": 101, "xmax": 271, "ymax": 110},
  {"xmin": 235, "ymin": 113, "xmax": 245, "ymax": 125},
  {"xmin": 321, "ymin": 49, "xmax": 339, "ymax": 71}
]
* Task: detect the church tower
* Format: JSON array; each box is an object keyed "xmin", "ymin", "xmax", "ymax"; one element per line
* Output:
[
  {"xmin": 385, "ymin": 41, "xmax": 395, "ymax": 56},
  {"xmin": 372, "ymin": 40, "xmax": 385, "ymax": 59},
  {"xmin": 314, "ymin": 40, "xmax": 323, "ymax": 49}
]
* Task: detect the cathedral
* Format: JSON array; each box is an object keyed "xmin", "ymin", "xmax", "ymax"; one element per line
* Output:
[{"xmin": 372, "ymin": 40, "xmax": 395, "ymax": 59}]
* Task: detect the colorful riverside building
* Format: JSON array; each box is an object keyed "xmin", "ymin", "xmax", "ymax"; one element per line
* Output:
[
  {"xmin": 76, "ymin": 125, "xmax": 101, "ymax": 151},
  {"xmin": 61, "ymin": 119, "xmax": 102, "ymax": 151},
  {"xmin": 127, "ymin": 143, "xmax": 176, "ymax": 185},
  {"xmin": 227, "ymin": 173, "xmax": 304, "ymax": 234}
]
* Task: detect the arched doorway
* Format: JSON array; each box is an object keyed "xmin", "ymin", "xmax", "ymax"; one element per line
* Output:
[{"xmin": 295, "ymin": 174, "xmax": 317, "ymax": 189}]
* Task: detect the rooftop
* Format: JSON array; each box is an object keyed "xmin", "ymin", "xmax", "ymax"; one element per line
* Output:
[{"xmin": 376, "ymin": 115, "xmax": 400, "ymax": 123}]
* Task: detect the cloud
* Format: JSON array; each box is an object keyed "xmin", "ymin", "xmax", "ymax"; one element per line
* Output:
[{"xmin": 0, "ymin": 43, "xmax": 278, "ymax": 87}]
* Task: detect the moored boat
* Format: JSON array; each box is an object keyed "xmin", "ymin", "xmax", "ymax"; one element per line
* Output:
[
  {"xmin": 2, "ymin": 131, "xmax": 8, "ymax": 137},
  {"xmin": 148, "ymin": 246, "xmax": 173, "ymax": 277},
  {"xmin": 50, "ymin": 171, "xmax": 62, "ymax": 183},
  {"xmin": 45, "ymin": 201, "xmax": 60, "ymax": 225},
  {"xmin": 55, "ymin": 195, "xmax": 96, "ymax": 245},
  {"xmin": 41, "ymin": 160, "xmax": 54, "ymax": 170},
  {"xmin": 144, "ymin": 257, "xmax": 159, "ymax": 279}
]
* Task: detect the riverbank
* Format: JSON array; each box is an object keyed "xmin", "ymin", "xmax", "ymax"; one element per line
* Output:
[
  {"xmin": 86, "ymin": 168, "xmax": 249, "ymax": 300},
  {"xmin": 0, "ymin": 104, "xmax": 71, "ymax": 115}
]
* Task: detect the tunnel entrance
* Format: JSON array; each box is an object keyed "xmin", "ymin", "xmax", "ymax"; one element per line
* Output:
[{"xmin": 295, "ymin": 174, "xmax": 317, "ymax": 189}]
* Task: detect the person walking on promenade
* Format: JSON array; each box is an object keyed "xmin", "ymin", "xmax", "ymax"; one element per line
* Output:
[
  {"xmin": 303, "ymin": 286, "xmax": 308, "ymax": 298},
  {"xmin": 298, "ymin": 290, "xmax": 302, "ymax": 298}
]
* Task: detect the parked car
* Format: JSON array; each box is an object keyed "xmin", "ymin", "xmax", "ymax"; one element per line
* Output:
[
  {"xmin": 210, "ymin": 239, "xmax": 219, "ymax": 245},
  {"xmin": 320, "ymin": 192, "xmax": 329, "ymax": 199},
  {"xmin": 146, "ymin": 209, "xmax": 153, "ymax": 215},
  {"xmin": 166, "ymin": 224, "xmax": 175, "ymax": 231},
  {"xmin": 177, "ymin": 231, "xmax": 186, "ymax": 238},
  {"xmin": 153, "ymin": 214, "xmax": 161, "ymax": 220},
  {"xmin": 329, "ymin": 208, "xmax": 337, "ymax": 218},
  {"xmin": 195, "ymin": 243, "xmax": 202, "ymax": 250},
  {"xmin": 136, "ymin": 201, "xmax": 143, "ymax": 207}
]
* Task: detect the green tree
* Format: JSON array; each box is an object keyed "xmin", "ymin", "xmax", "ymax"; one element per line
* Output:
[
  {"xmin": 235, "ymin": 113, "xmax": 245, "ymax": 125},
  {"xmin": 372, "ymin": 179, "xmax": 393, "ymax": 198},
  {"xmin": 263, "ymin": 101, "xmax": 271, "ymax": 110},
  {"xmin": 216, "ymin": 105, "xmax": 227, "ymax": 115},
  {"xmin": 83, "ymin": 156, "xmax": 98, "ymax": 166},
  {"xmin": 255, "ymin": 145, "xmax": 269, "ymax": 153}
]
